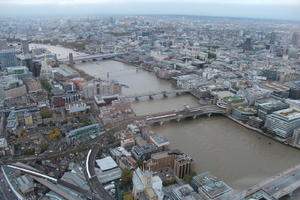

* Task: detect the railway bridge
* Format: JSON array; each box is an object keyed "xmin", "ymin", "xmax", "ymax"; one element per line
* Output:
[
  {"xmin": 144, "ymin": 104, "xmax": 226, "ymax": 125},
  {"xmin": 58, "ymin": 53, "xmax": 124, "ymax": 64}
]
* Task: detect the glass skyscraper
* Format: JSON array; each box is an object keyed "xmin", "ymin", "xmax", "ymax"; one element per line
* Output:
[{"xmin": 0, "ymin": 49, "xmax": 17, "ymax": 69}]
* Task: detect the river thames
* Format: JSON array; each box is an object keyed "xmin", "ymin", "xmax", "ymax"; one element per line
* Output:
[{"xmin": 31, "ymin": 44, "xmax": 300, "ymax": 191}]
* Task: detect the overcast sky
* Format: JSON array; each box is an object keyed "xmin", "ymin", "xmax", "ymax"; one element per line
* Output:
[{"xmin": 0, "ymin": 0, "xmax": 299, "ymax": 21}]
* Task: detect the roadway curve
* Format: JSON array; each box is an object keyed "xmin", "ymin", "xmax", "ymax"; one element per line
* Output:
[
  {"xmin": 85, "ymin": 145, "xmax": 114, "ymax": 200},
  {"xmin": 84, "ymin": 120, "xmax": 131, "ymax": 200}
]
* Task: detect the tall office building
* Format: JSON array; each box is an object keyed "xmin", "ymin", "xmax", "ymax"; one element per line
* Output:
[
  {"xmin": 0, "ymin": 49, "xmax": 17, "ymax": 69},
  {"xmin": 21, "ymin": 40, "xmax": 30, "ymax": 55},
  {"xmin": 243, "ymin": 38, "xmax": 252, "ymax": 51},
  {"xmin": 173, "ymin": 154, "xmax": 195, "ymax": 179},
  {"xmin": 30, "ymin": 61, "xmax": 42, "ymax": 77},
  {"xmin": 270, "ymin": 32, "xmax": 276, "ymax": 45},
  {"xmin": 69, "ymin": 53, "xmax": 74, "ymax": 67},
  {"xmin": 0, "ymin": 39, "xmax": 7, "ymax": 50},
  {"xmin": 292, "ymin": 128, "xmax": 300, "ymax": 146},
  {"xmin": 264, "ymin": 108, "xmax": 300, "ymax": 138},
  {"xmin": 292, "ymin": 32, "xmax": 300, "ymax": 47}
]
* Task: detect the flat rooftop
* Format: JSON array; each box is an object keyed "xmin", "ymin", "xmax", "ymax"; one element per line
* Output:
[
  {"xmin": 192, "ymin": 171, "xmax": 232, "ymax": 199},
  {"xmin": 274, "ymin": 107, "xmax": 300, "ymax": 120},
  {"xmin": 96, "ymin": 156, "xmax": 118, "ymax": 171}
]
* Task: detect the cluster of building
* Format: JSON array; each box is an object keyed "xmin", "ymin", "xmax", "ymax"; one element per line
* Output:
[
  {"xmin": 212, "ymin": 88, "xmax": 300, "ymax": 145},
  {"xmin": 0, "ymin": 15, "xmax": 300, "ymax": 199},
  {"xmin": 103, "ymin": 120, "xmax": 234, "ymax": 200},
  {"xmin": 0, "ymin": 37, "xmax": 125, "ymax": 158}
]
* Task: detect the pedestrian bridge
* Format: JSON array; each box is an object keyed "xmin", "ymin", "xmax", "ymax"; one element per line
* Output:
[{"xmin": 127, "ymin": 89, "xmax": 192, "ymax": 101}]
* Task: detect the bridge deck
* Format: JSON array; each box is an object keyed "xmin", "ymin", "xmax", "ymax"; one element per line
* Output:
[
  {"xmin": 144, "ymin": 105, "xmax": 225, "ymax": 123},
  {"xmin": 58, "ymin": 53, "xmax": 123, "ymax": 62},
  {"xmin": 237, "ymin": 163, "xmax": 300, "ymax": 199},
  {"xmin": 128, "ymin": 89, "xmax": 192, "ymax": 98}
]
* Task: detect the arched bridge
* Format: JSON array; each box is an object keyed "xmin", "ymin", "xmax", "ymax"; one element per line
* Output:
[
  {"xmin": 143, "ymin": 105, "xmax": 226, "ymax": 125},
  {"xmin": 128, "ymin": 89, "xmax": 192, "ymax": 101}
]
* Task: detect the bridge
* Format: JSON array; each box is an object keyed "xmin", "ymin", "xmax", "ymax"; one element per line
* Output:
[
  {"xmin": 128, "ymin": 89, "xmax": 192, "ymax": 101},
  {"xmin": 58, "ymin": 53, "xmax": 124, "ymax": 64},
  {"xmin": 231, "ymin": 163, "xmax": 300, "ymax": 200},
  {"xmin": 143, "ymin": 104, "xmax": 226, "ymax": 125}
]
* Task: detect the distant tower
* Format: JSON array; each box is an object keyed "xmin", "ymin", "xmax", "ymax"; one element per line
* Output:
[
  {"xmin": 292, "ymin": 32, "xmax": 300, "ymax": 47},
  {"xmin": 0, "ymin": 39, "xmax": 7, "ymax": 50},
  {"xmin": 270, "ymin": 32, "xmax": 276, "ymax": 45},
  {"xmin": 0, "ymin": 49, "xmax": 17, "ymax": 69},
  {"xmin": 243, "ymin": 38, "xmax": 252, "ymax": 52},
  {"xmin": 69, "ymin": 53, "xmax": 74, "ymax": 67},
  {"xmin": 21, "ymin": 39, "xmax": 30, "ymax": 55},
  {"xmin": 107, "ymin": 72, "xmax": 110, "ymax": 81}
]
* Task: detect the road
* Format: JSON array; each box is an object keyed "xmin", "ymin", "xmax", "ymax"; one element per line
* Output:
[
  {"xmin": 85, "ymin": 145, "xmax": 114, "ymax": 200},
  {"xmin": 0, "ymin": 118, "xmax": 131, "ymax": 200},
  {"xmin": 0, "ymin": 118, "xmax": 132, "ymax": 165}
]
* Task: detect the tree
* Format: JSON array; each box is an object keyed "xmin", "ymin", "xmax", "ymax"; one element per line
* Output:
[
  {"xmin": 163, "ymin": 178, "xmax": 177, "ymax": 186},
  {"xmin": 40, "ymin": 78, "xmax": 52, "ymax": 92},
  {"xmin": 20, "ymin": 130, "xmax": 28, "ymax": 137},
  {"xmin": 48, "ymin": 128, "xmax": 61, "ymax": 140},
  {"xmin": 123, "ymin": 194, "xmax": 134, "ymax": 200},
  {"xmin": 136, "ymin": 160, "xmax": 143, "ymax": 168},
  {"xmin": 49, "ymin": 121, "xmax": 56, "ymax": 126},
  {"xmin": 79, "ymin": 118, "xmax": 92, "ymax": 126},
  {"xmin": 120, "ymin": 168, "xmax": 133, "ymax": 189},
  {"xmin": 208, "ymin": 52, "xmax": 217, "ymax": 59},
  {"xmin": 41, "ymin": 143, "xmax": 49, "ymax": 153},
  {"xmin": 40, "ymin": 109, "xmax": 53, "ymax": 119},
  {"xmin": 183, "ymin": 172, "xmax": 197, "ymax": 184},
  {"xmin": 24, "ymin": 148, "xmax": 35, "ymax": 155}
]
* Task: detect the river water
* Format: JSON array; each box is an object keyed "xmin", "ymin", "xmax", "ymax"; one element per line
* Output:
[
  {"xmin": 75, "ymin": 60, "xmax": 200, "ymax": 115},
  {"xmin": 33, "ymin": 44, "xmax": 300, "ymax": 191}
]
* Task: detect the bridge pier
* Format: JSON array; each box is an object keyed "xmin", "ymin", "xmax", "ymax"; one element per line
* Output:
[
  {"xmin": 163, "ymin": 92, "xmax": 167, "ymax": 98},
  {"xmin": 193, "ymin": 115, "xmax": 197, "ymax": 119},
  {"xmin": 207, "ymin": 113, "xmax": 212, "ymax": 118},
  {"xmin": 149, "ymin": 95, "xmax": 153, "ymax": 100},
  {"xmin": 160, "ymin": 121, "xmax": 164, "ymax": 126},
  {"xmin": 176, "ymin": 118, "xmax": 181, "ymax": 122},
  {"xmin": 135, "ymin": 97, "xmax": 139, "ymax": 101}
]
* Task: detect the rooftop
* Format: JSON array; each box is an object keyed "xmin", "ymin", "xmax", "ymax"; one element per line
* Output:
[
  {"xmin": 96, "ymin": 156, "xmax": 118, "ymax": 171},
  {"xmin": 274, "ymin": 107, "xmax": 300, "ymax": 120},
  {"xmin": 235, "ymin": 106, "xmax": 257, "ymax": 114},
  {"xmin": 150, "ymin": 135, "xmax": 170, "ymax": 147},
  {"xmin": 0, "ymin": 138, "xmax": 7, "ymax": 148},
  {"xmin": 192, "ymin": 171, "xmax": 232, "ymax": 199},
  {"xmin": 223, "ymin": 96, "xmax": 245, "ymax": 104},
  {"xmin": 171, "ymin": 184, "xmax": 198, "ymax": 199}
]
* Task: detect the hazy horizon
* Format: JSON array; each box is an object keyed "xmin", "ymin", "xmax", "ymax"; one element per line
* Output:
[{"xmin": 0, "ymin": 0, "xmax": 299, "ymax": 21}]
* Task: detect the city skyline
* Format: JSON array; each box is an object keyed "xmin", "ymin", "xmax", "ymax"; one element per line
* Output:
[
  {"xmin": 0, "ymin": 0, "xmax": 299, "ymax": 21},
  {"xmin": 1, "ymin": 7, "xmax": 300, "ymax": 199}
]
